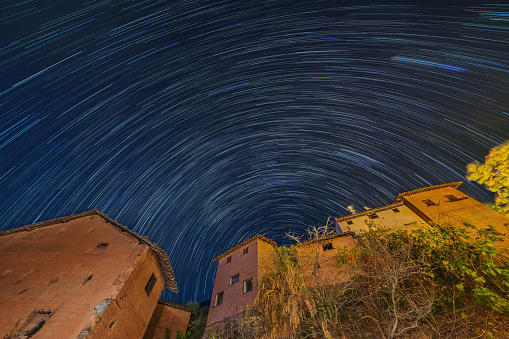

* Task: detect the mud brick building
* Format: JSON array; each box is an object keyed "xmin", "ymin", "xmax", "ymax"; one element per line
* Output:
[
  {"xmin": 335, "ymin": 182, "xmax": 509, "ymax": 249},
  {"xmin": 0, "ymin": 209, "xmax": 189, "ymax": 339},
  {"xmin": 143, "ymin": 300, "xmax": 192, "ymax": 339},
  {"xmin": 206, "ymin": 182, "xmax": 509, "ymax": 328}
]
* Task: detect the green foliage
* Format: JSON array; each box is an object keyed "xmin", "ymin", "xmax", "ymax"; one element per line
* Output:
[
  {"xmin": 415, "ymin": 222, "xmax": 509, "ymax": 314},
  {"xmin": 176, "ymin": 301, "xmax": 208, "ymax": 339},
  {"xmin": 466, "ymin": 140, "xmax": 509, "ymax": 214}
]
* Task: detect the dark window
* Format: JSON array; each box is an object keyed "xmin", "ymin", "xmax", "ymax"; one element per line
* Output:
[
  {"xmin": 445, "ymin": 194, "xmax": 467, "ymax": 202},
  {"xmin": 90, "ymin": 242, "xmax": 109, "ymax": 255},
  {"xmin": 145, "ymin": 273, "xmax": 157, "ymax": 297},
  {"xmin": 226, "ymin": 256, "xmax": 231, "ymax": 264},
  {"xmin": 230, "ymin": 274, "xmax": 239, "ymax": 285},
  {"xmin": 11, "ymin": 310, "xmax": 52, "ymax": 338},
  {"xmin": 422, "ymin": 199, "xmax": 436, "ymax": 207},
  {"xmin": 322, "ymin": 243, "xmax": 333, "ymax": 251},
  {"xmin": 215, "ymin": 291, "xmax": 224, "ymax": 306},
  {"xmin": 392, "ymin": 208, "xmax": 400, "ymax": 213},
  {"xmin": 346, "ymin": 220, "xmax": 353, "ymax": 225},
  {"xmin": 368, "ymin": 213, "xmax": 379, "ymax": 219},
  {"xmin": 83, "ymin": 275, "xmax": 93, "ymax": 285},
  {"xmin": 243, "ymin": 247, "xmax": 248, "ymax": 255},
  {"xmin": 243, "ymin": 278, "xmax": 253, "ymax": 294}
]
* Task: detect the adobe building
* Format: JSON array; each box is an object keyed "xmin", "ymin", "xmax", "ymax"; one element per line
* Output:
[
  {"xmin": 206, "ymin": 235, "xmax": 278, "ymax": 326},
  {"xmin": 0, "ymin": 209, "xmax": 189, "ymax": 339},
  {"xmin": 335, "ymin": 182, "xmax": 509, "ymax": 248},
  {"xmin": 142, "ymin": 300, "xmax": 192, "ymax": 339},
  {"xmin": 206, "ymin": 233, "xmax": 357, "ymax": 328},
  {"xmin": 206, "ymin": 182, "xmax": 509, "ymax": 329}
]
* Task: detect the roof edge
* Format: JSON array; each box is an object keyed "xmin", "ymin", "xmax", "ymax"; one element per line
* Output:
[
  {"xmin": 335, "ymin": 202, "xmax": 404, "ymax": 223},
  {"xmin": 393, "ymin": 182, "xmax": 463, "ymax": 203},
  {"xmin": 0, "ymin": 209, "xmax": 179, "ymax": 293},
  {"xmin": 213, "ymin": 234, "xmax": 277, "ymax": 262},
  {"xmin": 157, "ymin": 299, "xmax": 192, "ymax": 313},
  {"xmin": 296, "ymin": 231, "xmax": 355, "ymax": 246}
]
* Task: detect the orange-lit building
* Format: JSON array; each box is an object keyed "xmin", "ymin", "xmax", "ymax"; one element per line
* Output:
[
  {"xmin": 0, "ymin": 209, "xmax": 189, "ymax": 339},
  {"xmin": 206, "ymin": 182, "xmax": 509, "ymax": 328},
  {"xmin": 335, "ymin": 182, "xmax": 509, "ymax": 249}
]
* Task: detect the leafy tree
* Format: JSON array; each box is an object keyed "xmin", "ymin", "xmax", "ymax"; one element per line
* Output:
[{"xmin": 466, "ymin": 140, "xmax": 509, "ymax": 214}]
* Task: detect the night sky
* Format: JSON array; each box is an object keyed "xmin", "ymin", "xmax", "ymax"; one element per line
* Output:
[{"xmin": 1, "ymin": 0, "xmax": 508, "ymax": 304}]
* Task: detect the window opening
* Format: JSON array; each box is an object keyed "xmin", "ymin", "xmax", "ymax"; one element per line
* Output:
[
  {"xmin": 322, "ymin": 243, "xmax": 333, "ymax": 251},
  {"xmin": 422, "ymin": 199, "xmax": 437, "ymax": 207},
  {"xmin": 83, "ymin": 274, "xmax": 93, "ymax": 285},
  {"xmin": 226, "ymin": 256, "xmax": 231, "ymax": 264},
  {"xmin": 243, "ymin": 278, "xmax": 253, "ymax": 294},
  {"xmin": 230, "ymin": 274, "xmax": 240, "ymax": 285},
  {"xmin": 145, "ymin": 273, "xmax": 157, "ymax": 297},
  {"xmin": 215, "ymin": 291, "xmax": 224, "ymax": 306},
  {"xmin": 368, "ymin": 213, "xmax": 379, "ymax": 219},
  {"xmin": 243, "ymin": 247, "xmax": 248, "ymax": 255},
  {"xmin": 346, "ymin": 220, "xmax": 353, "ymax": 225},
  {"xmin": 392, "ymin": 208, "xmax": 400, "ymax": 213}
]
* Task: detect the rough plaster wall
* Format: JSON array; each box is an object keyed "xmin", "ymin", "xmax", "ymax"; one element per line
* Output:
[
  {"xmin": 207, "ymin": 239, "xmax": 262, "ymax": 325},
  {"xmin": 0, "ymin": 215, "xmax": 159, "ymax": 338},
  {"xmin": 143, "ymin": 304, "xmax": 191, "ymax": 339},
  {"xmin": 403, "ymin": 187, "xmax": 509, "ymax": 248}
]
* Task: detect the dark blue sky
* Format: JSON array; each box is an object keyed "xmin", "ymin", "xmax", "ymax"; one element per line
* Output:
[{"xmin": 1, "ymin": 1, "xmax": 508, "ymax": 303}]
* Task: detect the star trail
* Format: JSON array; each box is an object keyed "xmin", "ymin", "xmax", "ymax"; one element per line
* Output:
[{"xmin": 1, "ymin": 1, "xmax": 509, "ymax": 303}]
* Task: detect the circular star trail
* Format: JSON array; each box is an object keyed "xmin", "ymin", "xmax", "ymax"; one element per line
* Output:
[{"xmin": 1, "ymin": 1, "xmax": 508, "ymax": 303}]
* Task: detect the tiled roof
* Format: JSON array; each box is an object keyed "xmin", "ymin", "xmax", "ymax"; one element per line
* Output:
[
  {"xmin": 393, "ymin": 182, "xmax": 463, "ymax": 203},
  {"xmin": 335, "ymin": 182, "xmax": 464, "ymax": 223},
  {"xmin": 0, "ymin": 209, "xmax": 179, "ymax": 293},
  {"xmin": 335, "ymin": 202, "xmax": 404, "ymax": 223},
  {"xmin": 213, "ymin": 234, "xmax": 277, "ymax": 262},
  {"xmin": 297, "ymin": 231, "xmax": 355, "ymax": 245},
  {"xmin": 158, "ymin": 299, "xmax": 192, "ymax": 313}
]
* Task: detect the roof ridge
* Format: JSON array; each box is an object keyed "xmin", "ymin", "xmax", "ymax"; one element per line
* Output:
[{"xmin": 213, "ymin": 234, "xmax": 277, "ymax": 262}]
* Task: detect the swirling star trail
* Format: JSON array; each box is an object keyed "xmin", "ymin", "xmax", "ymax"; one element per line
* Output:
[{"xmin": 1, "ymin": 1, "xmax": 508, "ymax": 303}]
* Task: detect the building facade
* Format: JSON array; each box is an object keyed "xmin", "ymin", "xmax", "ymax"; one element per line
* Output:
[
  {"xmin": 206, "ymin": 235, "xmax": 278, "ymax": 326},
  {"xmin": 335, "ymin": 182, "xmax": 509, "ymax": 248},
  {"xmin": 0, "ymin": 209, "xmax": 187, "ymax": 339},
  {"xmin": 206, "ymin": 182, "xmax": 509, "ymax": 328},
  {"xmin": 143, "ymin": 300, "xmax": 192, "ymax": 339}
]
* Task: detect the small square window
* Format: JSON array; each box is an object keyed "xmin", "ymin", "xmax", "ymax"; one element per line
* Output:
[
  {"xmin": 243, "ymin": 278, "xmax": 253, "ymax": 294},
  {"xmin": 445, "ymin": 195, "xmax": 459, "ymax": 202},
  {"xmin": 214, "ymin": 291, "xmax": 223, "ymax": 306},
  {"xmin": 322, "ymin": 243, "xmax": 333, "ymax": 251},
  {"xmin": 392, "ymin": 208, "xmax": 400, "ymax": 213},
  {"xmin": 422, "ymin": 199, "xmax": 436, "ymax": 207},
  {"xmin": 346, "ymin": 220, "xmax": 353, "ymax": 225},
  {"xmin": 145, "ymin": 273, "xmax": 157, "ymax": 297},
  {"xmin": 230, "ymin": 274, "xmax": 239, "ymax": 285},
  {"xmin": 243, "ymin": 247, "xmax": 248, "ymax": 255},
  {"xmin": 226, "ymin": 256, "xmax": 231, "ymax": 264},
  {"xmin": 368, "ymin": 213, "xmax": 379, "ymax": 219}
]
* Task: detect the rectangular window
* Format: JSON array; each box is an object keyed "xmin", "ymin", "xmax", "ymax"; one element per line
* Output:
[
  {"xmin": 422, "ymin": 199, "xmax": 436, "ymax": 207},
  {"xmin": 230, "ymin": 274, "xmax": 239, "ymax": 285},
  {"xmin": 214, "ymin": 291, "xmax": 224, "ymax": 306},
  {"xmin": 145, "ymin": 273, "xmax": 157, "ymax": 297},
  {"xmin": 368, "ymin": 213, "xmax": 379, "ymax": 219},
  {"xmin": 226, "ymin": 256, "xmax": 231, "ymax": 264},
  {"xmin": 322, "ymin": 243, "xmax": 333, "ymax": 251},
  {"xmin": 243, "ymin": 247, "xmax": 248, "ymax": 255},
  {"xmin": 346, "ymin": 220, "xmax": 353, "ymax": 225},
  {"xmin": 392, "ymin": 208, "xmax": 400, "ymax": 213},
  {"xmin": 243, "ymin": 278, "xmax": 253, "ymax": 294},
  {"xmin": 445, "ymin": 194, "xmax": 459, "ymax": 201}
]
